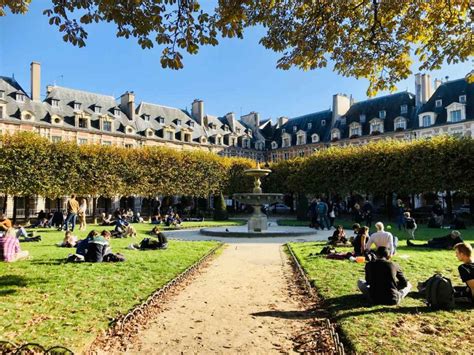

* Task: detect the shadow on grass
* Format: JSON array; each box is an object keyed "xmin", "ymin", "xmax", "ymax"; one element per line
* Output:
[
  {"xmin": 29, "ymin": 259, "xmax": 65, "ymax": 265},
  {"xmin": 0, "ymin": 275, "xmax": 28, "ymax": 297}
]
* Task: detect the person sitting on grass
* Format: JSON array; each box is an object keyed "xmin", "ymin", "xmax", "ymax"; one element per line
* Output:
[
  {"xmin": 75, "ymin": 230, "xmax": 99, "ymax": 257},
  {"xmin": 100, "ymin": 213, "xmax": 114, "ymax": 226},
  {"xmin": 85, "ymin": 230, "xmax": 110, "ymax": 262},
  {"xmin": 57, "ymin": 231, "xmax": 78, "ymax": 248},
  {"xmin": 352, "ymin": 226, "xmax": 369, "ymax": 257},
  {"xmin": 328, "ymin": 225, "xmax": 348, "ymax": 246},
  {"xmin": 357, "ymin": 246, "xmax": 412, "ymax": 305},
  {"xmin": 129, "ymin": 226, "xmax": 168, "ymax": 250},
  {"xmin": 404, "ymin": 211, "xmax": 417, "ymax": 240},
  {"xmin": 0, "ymin": 228, "xmax": 29, "ymax": 262},
  {"xmin": 407, "ymin": 230, "xmax": 463, "ymax": 249},
  {"xmin": 0, "ymin": 213, "xmax": 13, "ymax": 232},
  {"xmin": 365, "ymin": 222, "xmax": 396, "ymax": 258},
  {"xmin": 453, "ymin": 242, "xmax": 474, "ymax": 304}
]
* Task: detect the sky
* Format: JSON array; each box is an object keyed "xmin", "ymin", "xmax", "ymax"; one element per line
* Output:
[{"xmin": 0, "ymin": 1, "xmax": 472, "ymax": 121}]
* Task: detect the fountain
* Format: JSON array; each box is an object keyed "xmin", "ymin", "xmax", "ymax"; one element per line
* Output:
[
  {"xmin": 199, "ymin": 163, "xmax": 318, "ymax": 238},
  {"xmin": 232, "ymin": 163, "xmax": 283, "ymax": 232}
]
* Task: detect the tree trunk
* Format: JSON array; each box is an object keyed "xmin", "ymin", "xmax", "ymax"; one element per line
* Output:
[
  {"xmin": 92, "ymin": 196, "xmax": 98, "ymax": 223},
  {"xmin": 148, "ymin": 198, "xmax": 153, "ymax": 219},
  {"xmin": 12, "ymin": 196, "xmax": 18, "ymax": 224},
  {"xmin": 385, "ymin": 193, "xmax": 393, "ymax": 218},
  {"xmin": 25, "ymin": 195, "xmax": 30, "ymax": 222},
  {"xmin": 445, "ymin": 190, "xmax": 453, "ymax": 219},
  {"xmin": 2, "ymin": 195, "xmax": 7, "ymax": 215}
]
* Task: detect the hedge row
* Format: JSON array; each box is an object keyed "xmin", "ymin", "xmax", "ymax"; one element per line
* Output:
[
  {"xmin": 0, "ymin": 132, "xmax": 254, "ymax": 199},
  {"xmin": 265, "ymin": 136, "xmax": 474, "ymax": 196}
]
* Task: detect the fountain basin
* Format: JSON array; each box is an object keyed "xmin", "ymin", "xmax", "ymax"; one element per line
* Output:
[{"xmin": 199, "ymin": 224, "xmax": 318, "ymax": 238}]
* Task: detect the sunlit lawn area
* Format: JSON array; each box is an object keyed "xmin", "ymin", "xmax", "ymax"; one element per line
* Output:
[
  {"xmin": 0, "ymin": 221, "xmax": 232, "ymax": 351},
  {"xmin": 289, "ymin": 227, "xmax": 474, "ymax": 353}
]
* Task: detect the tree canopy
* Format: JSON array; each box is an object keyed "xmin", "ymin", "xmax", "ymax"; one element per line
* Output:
[{"xmin": 2, "ymin": 0, "xmax": 472, "ymax": 95}]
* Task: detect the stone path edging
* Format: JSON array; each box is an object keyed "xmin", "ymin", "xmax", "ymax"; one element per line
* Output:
[
  {"xmin": 88, "ymin": 243, "xmax": 224, "ymax": 353},
  {"xmin": 286, "ymin": 243, "xmax": 346, "ymax": 355}
]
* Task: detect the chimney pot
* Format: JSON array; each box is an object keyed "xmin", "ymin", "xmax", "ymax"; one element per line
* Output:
[{"xmin": 30, "ymin": 62, "xmax": 41, "ymax": 101}]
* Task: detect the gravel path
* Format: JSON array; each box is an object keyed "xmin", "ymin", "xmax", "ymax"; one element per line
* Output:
[{"xmin": 123, "ymin": 242, "xmax": 325, "ymax": 354}]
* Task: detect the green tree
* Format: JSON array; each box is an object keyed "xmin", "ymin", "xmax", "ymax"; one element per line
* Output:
[
  {"xmin": 213, "ymin": 192, "xmax": 228, "ymax": 221},
  {"xmin": 1, "ymin": 1, "xmax": 472, "ymax": 94}
]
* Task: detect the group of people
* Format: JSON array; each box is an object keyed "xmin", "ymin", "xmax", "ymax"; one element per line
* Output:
[
  {"xmin": 151, "ymin": 207, "xmax": 182, "ymax": 227},
  {"xmin": 308, "ymin": 198, "xmax": 336, "ymax": 230},
  {"xmin": 342, "ymin": 221, "xmax": 473, "ymax": 306}
]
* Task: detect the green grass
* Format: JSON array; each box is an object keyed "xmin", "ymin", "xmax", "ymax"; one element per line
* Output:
[
  {"xmin": 289, "ymin": 227, "xmax": 474, "ymax": 353},
  {"xmin": 0, "ymin": 221, "xmax": 227, "ymax": 351}
]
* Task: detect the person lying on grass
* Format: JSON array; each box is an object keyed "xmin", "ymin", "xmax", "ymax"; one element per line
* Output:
[
  {"xmin": 453, "ymin": 242, "xmax": 474, "ymax": 304},
  {"xmin": 365, "ymin": 222, "xmax": 397, "ymax": 258},
  {"xmin": 407, "ymin": 230, "xmax": 463, "ymax": 250},
  {"xmin": 0, "ymin": 227, "xmax": 29, "ymax": 262},
  {"xmin": 328, "ymin": 225, "xmax": 349, "ymax": 246},
  {"xmin": 129, "ymin": 227, "xmax": 168, "ymax": 250},
  {"xmin": 358, "ymin": 246, "xmax": 412, "ymax": 305},
  {"xmin": 57, "ymin": 230, "xmax": 78, "ymax": 248}
]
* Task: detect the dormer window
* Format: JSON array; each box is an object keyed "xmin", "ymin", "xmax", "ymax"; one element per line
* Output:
[
  {"xmin": 281, "ymin": 128, "xmax": 286, "ymax": 134},
  {"xmin": 331, "ymin": 129, "xmax": 340, "ymax": 140},
  {"xmin": 74, "ymin": 102, "xmax": 82, "ymax": 110},
  {"xmin": 143, "ymin": 114, "xmax": 150, "ymax": 121},
  {"xmin": 282, "ymin": 137, "xmax": 290, "ymax": 148},
  {"xmin": 21, "ymin": 111, "xmax": 35, "ymax": 121},
  {"xmin": 449, "ymin": 110, "xmax": 462, "ymax": 123},
  {"xmin": 307, "ymin": 123, "xmax": 312, "ymax": 129},
  {"xmin": 379, "ymin": 110, "xmax": 386, "ymax": 119},
  {"xmin": 224, "ymin": 125, "xmax": 229, "ymax": 132},
  {"xmin": 236, "ymin": 128, "xmax": 241, "ymax": 134},
  {"xmin": 78, "ymin": 117, "xmax": 88, "ymax": 128},
  {"xmin": 422, "ymin": 115, "xmax": 432, "ymax": 127},
  {"xmin": 200, "ymin": 136, "xmax": 207, "ymax": 144},
  {"xmin": 293, "ymin": 126, "xmax": 297, "ymax": 132},
  {"xmin": 102, "ymin": 118, "xmax": 113, "ymax": 132},
  {"xmin": 435, "ymin": 99, "xmax": 442, "ymax": 108},
  {"xmin": 189, "ymin": 121, "xmax": 195, "ymax": 128},
  {"xmin": 400, "ymin": 105, "xmax": 408, "ymax": 114},
  {"xmin": 158, "ymin": 117, "xmax": 165, "ymax": 124},
  {"xmin": 177, "ymin": 119, "xmax": 182, "ymax": 126},
  {"xmin": 311, "ymin": 134, "xmax": 319, "ymax": 143},
  {"xmin": 359, "ymin": 114, "xmax": 366, "ymax": 123},
  {"xmin": 321, "ymin": 120, "xmax": 326, "ymax": 126},
  {"xmin": 370, "ymin": 119, "xmax": 383, "ymax": 134},
  {"xmin": 296, "ymin": 134, "xmax": 305, "ymax": 145},
  {"xmin": 114, "ymin": 108, "xmax": 121, "ymax": 117},
  {"xmin": 94, "ymin": 105, "xmax": 101, "ymax": 114},
  {"xmin": 147, "ymin": 129, "xmax": 154, "ymax": 137},
  {"xmin": 16, "ymin": 93, "xmax": 25, "ymax": 102},
  {"xmin": 350, "ymin": 122, "xmax": 361, "ymax": 137},
  {"xmin": 394, "ymin": 117, "xmax": 407, "ymax": 130},
  {"xmin": 51, "ymin": 99, "xmax": 59, "ymax": 108},
  {"xmin": 51, "ymin": 115, "xmax": 63, "ymax": 125},
  {"xmin": 126, "ymin": 126, "xmax": 135, "ymax": 134},
  {"xmin": 271, "ymin": 141, "xmax": 278, "ymax": 149},
  {"xmin": 459, "ymin": 95, "xmax": 466, "ymax": 104},
  {"xmin": 0, "ymin": 90, "xmax": 4, "ymax": 100},
  {"xmin": 217, "ymin": 136, "xmax": 222, "ymax": 145}
]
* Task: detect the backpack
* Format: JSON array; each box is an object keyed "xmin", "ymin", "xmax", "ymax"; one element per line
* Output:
[
  {"xmin": 405, "ymin": 218, "xmax": 416, "ymax": 229},
  {"xmin": 103, "ymin": 253, "xmax": 126, "ymax": 262},
  {"xmin": 424, "ymin": 274, "xmax": 455, "ymax": 310}
]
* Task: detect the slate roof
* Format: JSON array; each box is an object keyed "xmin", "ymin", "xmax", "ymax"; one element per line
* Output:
[
  {"xmin": 417, "ymin": 78, "xmax": 474, "ymax": 128},
  {"xmin": 342, "ymin": 92, "xmax": 416, "ymax": 136}
]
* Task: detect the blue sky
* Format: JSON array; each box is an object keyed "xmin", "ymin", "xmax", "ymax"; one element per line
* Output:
[{"xmin": 0, "ymin": 2, "xmax": 471, "ymax": 121}]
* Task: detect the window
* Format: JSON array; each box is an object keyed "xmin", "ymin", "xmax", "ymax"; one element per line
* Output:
[
  {"xmin": 435, "ymin": 99, "xmax": 442, "ymax": 108},
  {"xmin": 311, "ymin": 134, "xmax": 319, "ymax": 143},
  {"xmin": 158, "ymin": 117, "xmax": 165, "ymax": 124},
  {"xmin": 189, "ymin": 121, "xmax": 195, "ymax": 128},
  {"xmin": 217, "ymin": 137, "xmax": 222, "ymax": 145},
  {"xmin": 78, "ymin": 138, "xmax": 88, "ymax": 145},
  {"xmin": 359, "ymin": 114, "xmax": 366, "ymax": 123},
  {"xmin": 307, "ymin": 122, "xmax": 312, "ymax": 129},
  {"xmin": 450, "ymin": 110, "xmax": 462, "ymax": 123},
  {"xmin": 224, "ymin": 125, "xmax": 229, "ymax": 132},
  {"xmin": 143, "ymin": 114, "xmax": 150, "ymax": 121},
  {"xmin": 281, "ymin": 128, "xmax": 286, "ymax": 134},
  {"xmin": 124, "ymin": 143, "xmax": 134, "ymax": 148},
  {"xmin": 236, "ymin": 128, "xmax": 241, "ymax": 134},
  {"xmin": 400, "ymin": 105, "xmax": 408, "ymax": 114},
  {"xmin": 201, "ymin": 137, "xmax": 207, "ymax": 144},
  {"xmin": 24, "ymin": 113, "xmax": 32, "ymax": 120},
  {"xmin": 102, "ymin": 141, "xmax": 112, "ymax": 146},
  {"xmin": 297, "ymin": 135, "xmax": 305, "ymax": 145},
  {"xmin": 350, "ymin": 125, "xmax": 361, "ymax": 136},
  {"xmin": 94, "ymin": 105, "xmax": 101, "ymax": 114},
  {"xmin": 379, "ymin": 110, "xmax": 386, "ymax": 119},
  {"xmin": 395, "ymin": 117, "xmax": 406, "ymax": 130},
  {"xmin": 271, "ymin": 141, "xmax": 278, "ymax": 149},
  {"xmin": 331, "ymin": 129, "xmax": 340, "ymax": 140},
  {"xmin": 78, "ymin": 118, "xmax": 88, "ymax": 128},
  {"xmin": 282, "ymin": 137, "xmax": 290, "ymax": 147},
  {"xmin": 16, "ymin": 93, "xmax": 25, "ymax": 102},
  {"xmin": 51, "ymin": 136, "xmax": 62, "ymax": 143},
  {"xmin": 176, "ymin": 119, "xmax": 181, "ymax": 126},
  {"xmin": 114, "ymin": 108, "xmax": 121, "ymax": 117},
  {"xmin": 371, "ymin": 123, "xmax": 381, "ymax": 132},
  {"xmin": 321, "ymin": 120, "xmax": 326, "ymax": 126},
  {"xmin": 127, "ymin": 127, "xmax": 134, "ymax": 134},
  {"xmin": 422, "ymin": 115, "xmax": 432, "ymax": 127},
  {"xmin": 167, "ymin": 131, "xmax": 174, "ymax": 140},
  {"xmin": 74, "ymin": 102, "xmax": 81, "ymax": 110},
  {"xmin": 0, "ymin": 90, "xmax": 4, "ymax": 99},
  {"xmin": 51, "ymin": 99, "xmax": 59, "ymax": 108},
  {"xmin": 184, "ymin": 133, "xmax": 191, "ymax": 142},
  {"xmin": 459, "ymin": 95, "xmax": 466, "ymax": 104},
  {"xmin": 0, "ymin": 106, "xmax": 4, "ymax": 118},
  {"xmin": 103, "ymin": 120, "xmax": 112, "ymax": 132},
  {"xmin": 52, "ymin": 116, "xmax": 62, "ymax": 125},
  {"xmin": 293, "ymin": 126, "xmax": 297, "ymax": 132}
]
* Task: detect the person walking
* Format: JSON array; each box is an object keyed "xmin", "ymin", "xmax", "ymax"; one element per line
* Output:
[
  {"xmin": 78, "ymin": 198, "xmax": 88, "ymax": 231},
  {"xmin": 362, "ymin": 199, "xmax": 373, "ymax": 228},
  {"xmin": 63, "ymin": 194, "xmax": 80, "ymax": 232},
  {"xmin": 404, "ymin": 212, "xmax": 417, "ymax": 240},
  {"xmin": 317, "ymin": 199, "xmax": 330, "ymax": 230}
]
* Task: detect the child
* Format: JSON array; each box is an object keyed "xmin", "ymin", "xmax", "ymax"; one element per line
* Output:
[{"xmin": 404, "ymin": 212, "xmax": 417, "ymax": 240}]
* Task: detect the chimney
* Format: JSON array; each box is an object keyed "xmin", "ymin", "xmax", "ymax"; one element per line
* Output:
[
  {"xmin": 434, "ymin": 78, "xmax": 442, "ymax": 91},
  {"xmin": 277, "ymin": 116, "xmax": 288, "ymax": 128},
  {"xmin": 30, "ymin": 61, "xmax": 41, "ymax": 101},
  {"xmin": 415, "ymin": 73, "xmax": 433, "ymax": 108},
  {"xmin": 191, "ymin": 99, "xmax": 204, "ymax": 125},
  {"xmin": 332, "ymin": 94, "xmax": 351, "ymax": 126},
  {"xmin": 241, "ymin": 111, "xmax": 260, "ymax": 128},
  {"xmin": 225, "ymin": 112, "xmax": 236, "ymax": 131},
  {"xmin": 120, "ymin": 91, "xmax": 135, "ymax": 120}
]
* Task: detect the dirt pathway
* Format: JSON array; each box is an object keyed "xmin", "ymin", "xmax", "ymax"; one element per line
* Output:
[{"xmin": 122, "ymin": 243, "xmax": 324, "ymax": 354}]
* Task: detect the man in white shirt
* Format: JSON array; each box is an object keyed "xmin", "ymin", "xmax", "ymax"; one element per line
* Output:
[{"xmin": 365, "ymin": 222, "xmax": 396, "ymax": 257}]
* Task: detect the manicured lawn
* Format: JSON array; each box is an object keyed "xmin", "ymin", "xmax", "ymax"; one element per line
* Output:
[
  {"xmin": 0, "ymin": 222, "xmax": 224, "ymax": 351},
  {"xmin": 289, "ymin": 228, "xmax": 474, "ymax": 353}
]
